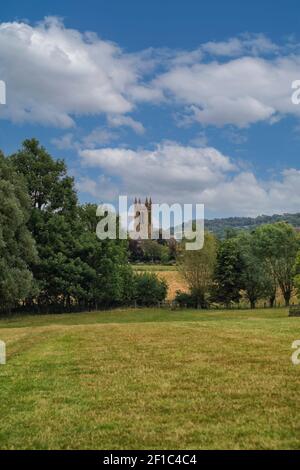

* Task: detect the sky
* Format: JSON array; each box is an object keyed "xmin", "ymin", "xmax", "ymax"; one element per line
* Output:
[{"xmin": 1, "ymin": 0, "xmax": 300, "ymax": 218}]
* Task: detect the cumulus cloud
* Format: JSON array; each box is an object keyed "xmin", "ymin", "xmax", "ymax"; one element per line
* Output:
[
  {"xmin": 1, "ymin": 17, "xmax": 300, "ymax": 216},
  {"xmin": 107, "ymin": 114, "xmax": 145, "ymax": 134},
  {"xmin": 0, "ymin": 17, "xmax": 155, "ymax": 127},
  {"xmin": 79, "ymin": 142, "xmax": 236, "ymax": 201},
  {"xmin": 1, "ymin": 19, "xmax": 300, "ymax": 130},
  {"xmin": 51, "ymin": 132, "xmax": 76, "ymax": 150},
  {"xmin": 155, "ymin": 55, "xmax": 300, "ymax": 127},
  {"xmin": 81, "ymin": 127, "xmax": 119, "ymax": 148},
  {"xmin": 201, "ymin": 34, "xmax": 279, "ymax": 57},
  {"xmin": 76, "ymin": 175, "xmax": 118, "ymax": 201},
  {"xmin": 78, "ymin": 142, "xmax": 300, "ymax": 217},
  {"xmin": 51, "ymin": 127, "xmax": 118, "ymax": 150},
  {"xmin": 200, "ymin": 169, "xmax": 300, "ymax": 216}
]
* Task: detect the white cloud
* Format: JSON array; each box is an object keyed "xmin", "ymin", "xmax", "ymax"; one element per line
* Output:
[
  {"xmin": 0, "ymin": 17, "xmax": 153, "ymax": 127},
  {"xmin": 79, "ymin": 142, "xmax": 236, "ymax": 201},
  {"xmin": 1, "ymin": 18, "xmax": 300, "ymax": 216},
  {"xmin": 81, "ymin": 127, "xmax": 119, "ymax": 148},
  {"xmin": 1, "ymin": 19, "xmax": 300, "ymax": 130},
  {"xmin": 2, "ymin": 18, "xmax": 300, "ymax": 217},
  {"xmin": 78, "ymin": 142, "xmax": 300, "ymax": 217},
  {"xmin": 76, "ymin": 175, "xmax": 118, "ymax": 201},
  {"xmin": 189, "ymin": 131, "xmax": 209, "ymax": 147},
  {"xmin": 107, "ymin": 114, "xmax": 145, "ymax": 134},
  {"xmin": 155, "ymin": 55, "xmax": 300, "ymax": 127},
  {"xmin": 223, "ymin": 129, "xmax": 248, "ymax": 145},
  {"xmin": 51, "ymin": 127, "xmax": 118, "ymax": 150},
  {"xmin": 201, "ymin": 34, "xmax": 279, "ymax": 57},
  {"xmin": 201, "ymin": 169, "xmax": 300, "ymax": 216},
  {"xmin": 51, "ymin": 132, "xmax": 76, "ymax": 150}
]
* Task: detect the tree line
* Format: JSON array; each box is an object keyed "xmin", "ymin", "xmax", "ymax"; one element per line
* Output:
[
  {"xmin": 177, "ymin": 225, "xmax": 300, "ymax": 309},
  {"xmin": 2, "ymin": 138, "xmax": 300, "ymax": 314},
  {"xmin": 205, "ymin": 213, "xmax": 300, "ymax": 239},
  {"xmin": 0, "ymin": 139, "xmax": 167, "ymax": 314}
]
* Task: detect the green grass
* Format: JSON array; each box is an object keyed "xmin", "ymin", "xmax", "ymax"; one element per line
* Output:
[
  {"xmin": 132, "ymin": 264, "xmax": 177, "ymax": 271},
  {"xmin": 0, "ymin": 307, "xmax": 300, "ymax": 449}
]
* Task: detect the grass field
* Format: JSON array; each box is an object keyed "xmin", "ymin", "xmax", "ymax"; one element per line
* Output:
[{"xmin": 0, "ymin": 307, "xmax": 300, "ymax": 449}]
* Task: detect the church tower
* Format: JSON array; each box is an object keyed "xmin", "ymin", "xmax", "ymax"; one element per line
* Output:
[{"xmin": 133, "ymin": 197, "xmax": 152, "ymax": 239}]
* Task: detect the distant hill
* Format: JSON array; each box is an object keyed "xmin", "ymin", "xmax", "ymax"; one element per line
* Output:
[
  {"xmin": 171, "ymin": 212, "xmax": 300, "ymax": 240},
  {"xmin": 204, "ymin": 213, "xmax": 300, "ymax": 238}
]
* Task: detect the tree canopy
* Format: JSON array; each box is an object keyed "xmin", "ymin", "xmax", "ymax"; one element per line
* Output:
[{"xmin": 0, "ymin": 152, "xmax": 37, "ymax": 312}]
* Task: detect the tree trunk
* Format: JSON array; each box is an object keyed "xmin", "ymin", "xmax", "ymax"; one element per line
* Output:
[{"xmin": 284, "ymin": 291, "xmax": 291, "ymax": 307}]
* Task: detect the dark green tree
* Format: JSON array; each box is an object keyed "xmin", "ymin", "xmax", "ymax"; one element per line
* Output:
[
  {"xmin": 134, "ymin": 273, "xmax": 167, "ymax": 306},
  {"xmin": 213, "ymin": 237, "xmax": 244, "ymax": 307},
  {"xmin": 15, "ymin": 145, "xmax": 132, "ymax": 310},
  {"xmin": 237, "ymin": 232, "xmax": 269, "ymax": 309},
  {"xmin": 254, "ymin": 222, "xmax": 300, "ymax": 306},
  {"xmin": 10, "ymin": 139, "xmax": 81, "ymax": 310},
  {"xmin": 0, "ymin": 152, "xmax": 37, "ymax": 312},
  {"xmin": 78, "ymin": 203, "xmax": 133, "ymax": 308},
  {"xmin": 10, "ymin": 138, "xmax": 77, "ymax": 213},
  {"xmin": 8, "ymin": 139, "xmax": 164, "ymax": 311}
]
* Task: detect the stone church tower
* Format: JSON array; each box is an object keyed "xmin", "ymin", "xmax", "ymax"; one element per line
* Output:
[{"xmin": 134, "ymin": 197, "xmax": 152, "ymax": 239}]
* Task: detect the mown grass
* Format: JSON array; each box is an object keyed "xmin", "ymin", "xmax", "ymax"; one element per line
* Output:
[{"xmin": 0, "ymin": 307, "xmax": 299, "ymax": 449}]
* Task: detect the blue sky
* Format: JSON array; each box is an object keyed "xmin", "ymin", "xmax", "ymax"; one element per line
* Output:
[{"xmin": 1, "ymin": 0, "xmax": 300, "ymax": 218}]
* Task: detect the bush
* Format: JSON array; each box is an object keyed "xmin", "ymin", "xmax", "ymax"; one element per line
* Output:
[
  {"xmin": 174, "ymin": 291, "xmax": 198, "ymax": 308},
  {"xmin": 134, "ymin": 273, "xmax": 167, "ymax": 306},
  {"xmin": 289, "ymin": 305, "xmax": 300, "ymax": 317},
  {"xmin": 174, "ymin": 290, "xmax": 211, "ymax": 308}
]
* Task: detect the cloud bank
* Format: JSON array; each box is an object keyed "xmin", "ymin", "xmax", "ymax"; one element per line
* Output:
[
  {"xmin": 1, "ymin": 17, "xmax": 300, "ymax": 129},
  {"xmin": 0, "ymin": 17, "xmax": 159, "ymax": 127},
  {"xmin": 79, "ymin": 142, "xmax": 300, "ymax": 217},
  {"xmin": 1, "ymin": 18, "xmax": 300, "ymax": 217}
]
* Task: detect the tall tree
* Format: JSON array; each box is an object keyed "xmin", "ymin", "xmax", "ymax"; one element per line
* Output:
[
  {"xmin": 213, "ymin": 237, "xmax": 245, "ymax": 307},
  {"xmin": 9, "ymin": 142, "xmax": 133, "ymax": 311},
  {"xmin": 254, "ymin": 223, "xmax": 300, "ymax": 307},
  {"xmin": 178, "ymin": 232, "xmax": 217, "ymax": 308},
  {"xmin": 10, "ymin": 139, "xmax": 80, "ymax": 310},
  {"xmin": 78, "ymin": 203, "xmax": 134, "ymax": 307},
  {"xmin": 0, "ymin": 152, "xmax": 37, "ymax": 312},
  {"xmin": 237, "ymin": 232, "xmax": 269, "ymax": 309},
  {"xmin": 10, "ymin": 138, "xmax": 77, "ymax": 213}
]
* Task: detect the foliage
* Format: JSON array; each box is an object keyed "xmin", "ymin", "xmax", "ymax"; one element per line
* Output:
[
  {"xmin": 133, "ymin": 272, "xmax": 167, "ymax": 306},
  {"xmin": 253, "ymin": 222, "xmax": 300, "ymax": 306},
  {"xmin": 7, "ymin": 140, "xmax": 132, "ymax": 312},
  {"xmin": 2, "ymin": 138, "xmax": 300, "ymax": 313},
  {"xmin": 212, "ymin": 223, "xmax": 300, "ymax": 308},
  {"xmin": 0, "ymin": 152, "xmax": 37, "ymax": 311},
  {"xmin": 128, "ymin": 238, "xmax": 175, "ymax": 263},
  {"xmin": 141, "ymin": 240, "xmax": 166, "ymax": 263},
  {"xmin": 10, "ymin": 138, "xmax": 77, "ymax": 213},
  {"xmin": 174, "ymin": 290, "xmax": 198, "ymax": 308},
  {"xmin": 212, "ymin": 237, "xmax": 244, "ymax": 307},
  {"xmin": 293, "ymin": 250, "xmax": 300, "ymax": 297},
  {"xmin": 237, "ymin": 231, "xmax": 271, "ymax": 309},
  {"xmin": 205, "ymin": 213, "xmax": 300, "ymax": 239}
]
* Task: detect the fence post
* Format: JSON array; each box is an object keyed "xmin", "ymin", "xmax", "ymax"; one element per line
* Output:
[{"xmin": 0, "ymin": 340, "xmax": 6, "ymax": 365}]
